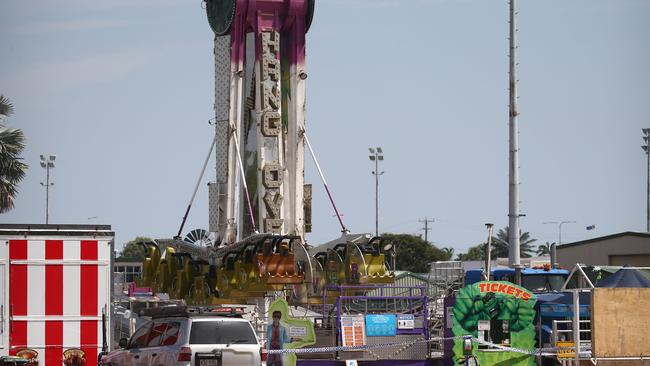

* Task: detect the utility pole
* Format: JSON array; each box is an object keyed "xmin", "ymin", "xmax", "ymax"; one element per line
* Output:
[
  {"xmin": 40, "ymin": 154, "xmax": 56, "ymax": 224},
  {"xmin": 419, "ymin": 217, "xmax": 434, "ymax": 243},
  {"xmin": 641, "ymin": 128, "xmax": 650, "ymax": 233},
  {"xmin": 369, "ymin": 147, "xmax": 384, "ymax": 237},
  {"xmin": 508, "ymin": 0, "xmax": 522, "ymax": 280}
]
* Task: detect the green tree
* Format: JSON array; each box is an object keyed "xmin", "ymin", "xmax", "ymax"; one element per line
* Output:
[
  {"xmin": 382, "ymin": 233, "xmax": 446, "ymax": 273},
  {"xmin": 456, "ymin": 244, "xmax": 486, "ymax": 261},
  {"xmin": 536, "ymin": 242, "xmax": 552, "ymax": 256},
  {"xmin": 455, "ymin": 227, "xmax": 537, "ymax": 261},
  {"xmin": 0, "ymin": 95, "xmax": 28, "ymax": 213},
  {"xmin": 118, "ymin": 236, "xmax": 153, "ymax": 261},
  {"xmin": 491, "ymin": 227, "xmax": 536, "ymax": 258}
]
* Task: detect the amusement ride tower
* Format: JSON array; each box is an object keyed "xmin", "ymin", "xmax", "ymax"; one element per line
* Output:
[{"xmin": 206, "ymin": 0, "xmax": 315, "ymax": 245}]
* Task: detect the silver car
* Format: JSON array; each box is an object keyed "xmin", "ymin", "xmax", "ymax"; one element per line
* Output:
[{"xmin": 100, "ymin": 307, "xmax": 262, "ymax": 366}]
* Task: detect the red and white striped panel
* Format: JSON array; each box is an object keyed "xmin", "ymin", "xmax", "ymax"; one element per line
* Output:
[{"xmin": 9, "ymin": 239, "xmax": 110, "ymax": 366}]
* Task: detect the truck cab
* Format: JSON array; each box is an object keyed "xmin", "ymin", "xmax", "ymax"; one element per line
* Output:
[{"xmin": 465, "ymin": 266, "xmax": 569, "ymax": 293}]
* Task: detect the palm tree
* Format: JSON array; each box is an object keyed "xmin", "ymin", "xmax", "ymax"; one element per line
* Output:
[
  {"xmin": 490, "ymin": 226, "xmax": 536, "ymax": 258},
  {"xmin": 536, "ymin": 242, "xmax": 553, "ymax": 256},
  {"xmin": 442, "ymin": 247, "xmax": 455, "ymax": 261},
  {"xmin": 0, "ymin": 95, "xmax": 15, "ymax": 117},
  {"xmin": 0, "ymin": 95, "xmax": 28, "ymax": 213}
]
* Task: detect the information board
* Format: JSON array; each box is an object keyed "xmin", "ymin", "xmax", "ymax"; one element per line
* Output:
[
  {"xmin": 365, "ymin": 314, "xmax": 397, "ymax": 337},
  {"xmin": 341, "ymin": 315, "xmax": 366, "ymax": 347}
]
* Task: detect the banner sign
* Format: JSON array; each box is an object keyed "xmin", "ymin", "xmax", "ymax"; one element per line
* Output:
[{"xmin": 452, "ymin": 281, "xmax": 537, "ymax": 366}]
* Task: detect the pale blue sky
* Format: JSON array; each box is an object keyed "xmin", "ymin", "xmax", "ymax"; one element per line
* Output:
[{"xmin": 1, "ymin": 0, "xmax": 648, "ymax": 254}]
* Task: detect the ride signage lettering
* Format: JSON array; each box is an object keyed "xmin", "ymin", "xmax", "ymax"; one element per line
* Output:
[{"xmin": 478, "ymin": 281, "xmax": 532, "ymax": 302}]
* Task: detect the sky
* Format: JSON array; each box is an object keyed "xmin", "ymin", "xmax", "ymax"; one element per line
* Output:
[{"xmin": 1, "ymin": 0, "xmax": 649, "ymax": 255}]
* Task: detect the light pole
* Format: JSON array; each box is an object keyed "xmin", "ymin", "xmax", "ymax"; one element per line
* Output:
[
  {"xmin": 40, "ymin": 154, "xmax": 56, "ymax": 224},
  {"xmin": 368, "ymin": 147, "xmax": 384, "ymax": 237},
  {"xmin": 507, "ymin": 0, "xmax": 522, "ymax": 273},
  {"xmin": 642, "ymin": 128, "xmax": 650, "ymax": 232},
  {"xmin": 485, "ymin": 223, "xmax": 494, "ymax": 280},
  {"xmin": 543, "ymin": 220, "xmax": 576, "ymax": 245}
]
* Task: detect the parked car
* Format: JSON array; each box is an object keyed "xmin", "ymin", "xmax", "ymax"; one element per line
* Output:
[{"xmin": 100, "ymin": 306, "xmax": 262, "ymax": 366}]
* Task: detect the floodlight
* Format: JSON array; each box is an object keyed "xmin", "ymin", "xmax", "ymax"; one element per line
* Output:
[
  {"xmin": 368, "ymin": 147, "xmax": 375, "ymax": 154},
  {"xmin": 377, "ymin": 147, "xmax": 383, "ymax": 154},
  {"xmin": 369, "ymin": 156, "xmax": 375, "ymax": 161},
  {"xmin": 643, "ymin": 128, "xmax": 650, "ymax": 135}
]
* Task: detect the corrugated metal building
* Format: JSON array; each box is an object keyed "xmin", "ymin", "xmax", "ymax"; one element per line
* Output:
[
  {"xmin": 557, "ymin": 232, "xmax": 650, "ymax": 268},
  {"xmin": 366, "ymin": 271, "xmax": 436, "ymax": 297}
]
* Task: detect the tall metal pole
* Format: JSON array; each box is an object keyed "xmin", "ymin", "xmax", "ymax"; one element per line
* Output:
[
  {"xmin": 40, "ymin": 154, "xmax": 55, "ymax": 225},
  {"xmin": 375, "ymin": 156, "xmax": 379, "ymax": 237},
  {"xmin": 641, "ymin": 128, "xmax": 650, "ymax": 233},
  {"xmin": 508, "ymin": 0, "xmax": 521, "ymax": 270},
  {"xmin": 369, "ymin": 147, "xmax": 384, "ymax": 237},
  {"xmin": 558, "ymin": 220, "xmax": 576, "ymax": 245},
  {"xmin": 45, "ymin": 165, "xmax": 50, "ymax": 224}
]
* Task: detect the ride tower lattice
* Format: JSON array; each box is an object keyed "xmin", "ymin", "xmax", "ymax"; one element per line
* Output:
[{"xmin": 206, "ymin": 0, "xmax": 315, "ymax": 245}]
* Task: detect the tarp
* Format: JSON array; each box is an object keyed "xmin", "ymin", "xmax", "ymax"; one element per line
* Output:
[{"xmin": 595, "ymin": 266, "xmax": 650, "ymax": 288}]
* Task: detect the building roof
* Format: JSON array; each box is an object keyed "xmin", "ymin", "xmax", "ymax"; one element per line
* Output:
[
  {"xmin": 557, "ymin": 231, "xmax": 650, "ymax": 249},
  {"xmin": 394, "ymin": 271, "xmax": 430, "ymax": 282}
]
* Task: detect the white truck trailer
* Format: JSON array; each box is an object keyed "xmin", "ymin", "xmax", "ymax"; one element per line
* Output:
[{"xmin": 0, "ymin": 224, "xmax": 114, "ymax": 365}]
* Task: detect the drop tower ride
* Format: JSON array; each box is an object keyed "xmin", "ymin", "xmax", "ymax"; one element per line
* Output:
[{"xmin": 205, "ymin": 0, "xmax": 315, "ymax": 245}]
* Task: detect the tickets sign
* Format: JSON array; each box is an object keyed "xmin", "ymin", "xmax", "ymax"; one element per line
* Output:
[{"xmin": 478, "ymin": 281, "xmax": 533, "ymax": 302}]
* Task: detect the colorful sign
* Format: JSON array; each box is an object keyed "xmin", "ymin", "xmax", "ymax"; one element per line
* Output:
[
  {"xmin": 268, "ymin": 298, "xmax": 316, "ymax": 366},
  {"xmin": 365, "ymin": 314, "xmax": 397, "ymax": 337},
  {"xmin": 451, "ymin": 281, "xmax": 537, "ymax": 366},
  {"xmin": 478, "ymin": 281, "xmax": 533, "ymax": 302},
  {"xmin": 341, "ymin": 315, "xmax": 366, "ymax": 347}
]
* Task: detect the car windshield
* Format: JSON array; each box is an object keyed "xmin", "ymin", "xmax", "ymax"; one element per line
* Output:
[
  {"xmin": 522, "ymin": 274, "xmax": 566, "ymax": 292},
  {"xmin": 189, "ymin": 321, "xmax": 257, "ymax": 345}
]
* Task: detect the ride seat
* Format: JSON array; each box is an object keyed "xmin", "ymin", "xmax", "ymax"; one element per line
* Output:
[
  {"xmin": 255, "ymin": 253, "xmax": 304, "ymax": 284},
  {"xmin": 363, "ymin": 254, "xmax": 394, "ymax": 283}
]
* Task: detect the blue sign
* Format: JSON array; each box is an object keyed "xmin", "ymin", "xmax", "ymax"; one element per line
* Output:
[{"xmin": 365, "ymin": 314, "xmax": 396, "ymax": 337}]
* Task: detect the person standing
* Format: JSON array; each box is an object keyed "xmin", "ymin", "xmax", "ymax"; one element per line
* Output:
[{"xmin": 266, "ymin": 311, "xmax": 291, "ymax": 366}]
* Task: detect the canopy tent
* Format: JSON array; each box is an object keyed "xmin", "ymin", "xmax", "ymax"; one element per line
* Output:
[{"xmin": 595, "ymin": 266, "xmax": 650, "ymax": 288}]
